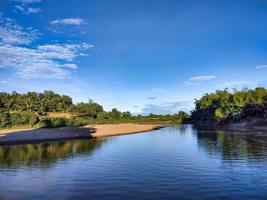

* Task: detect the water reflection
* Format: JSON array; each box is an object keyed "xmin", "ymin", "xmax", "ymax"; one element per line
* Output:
[
  {"xmin": 194, "ymin": 127, "xmax": 267, "ymax": 161},
  {"xmin": 1, "ymin": 126, "xmax": 267, "ymax": 199},
  {"xmin": 1, "ymin": 126, "xmax": 267, "ymax": 168},
  {"xmin": 0, "ymin": 139, "xmax": 106, "ymax": 168}
]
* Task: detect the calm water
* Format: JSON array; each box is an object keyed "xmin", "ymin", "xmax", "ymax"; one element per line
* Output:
[{"xmin": 1, "ymin": 125, "xmax": 267, "ymax": 200}]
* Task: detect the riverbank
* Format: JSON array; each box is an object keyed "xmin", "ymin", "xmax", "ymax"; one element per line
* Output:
[
  {"xmin": 193, "ymin": 120, "xmax": 267, "ymax": 132},
  {"xmin": 0, "ymin": 124, "xmax": 163, "ymax": 145},
  {"xmin": 222, "ymin": 123, "xmax": 267, "ymax": 132}
]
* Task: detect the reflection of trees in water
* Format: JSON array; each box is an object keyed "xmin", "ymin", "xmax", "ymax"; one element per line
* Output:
[
  {"xmin": 194, "ymin": 127, "xmax": 267, "ymax": 161},
  {"xmin": 0, "ymin": 139, "xmax": 106, "ymax": 168},
  {"xmin": 176, "ymin": 124, "xmax": 187, "ymax": 134},
  {"xmin": 167, "ymin": 124, "xmax": 189, "ymax": 134}
]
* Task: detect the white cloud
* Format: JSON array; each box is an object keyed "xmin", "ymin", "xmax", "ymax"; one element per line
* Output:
[
  {"xmin": 14, "ymin": 0, "xmax": 41, "ymax": 3},
  {"xmin": 0, "ymin": 80, "xmax": 8, "ymax": 84},
  {"xmin": 15, "ymin": 5, "xmax": 41, "ymax": 14},
  {"xmin": 147, "ymin": 96, "xmax": 157, "ymax": 100},
  {"xmin": 217, "ymin": 81, "xmax": 251, "ymax": 89},
  {"xmin": 37, "ymin": 43, "xmax": 92, "ymax": 60},
  {"xmin": 0, "ymin": 43, "xmax": 92, "ymax": 79},
  {"xmin": 13, "ymin": 0, "xmax": 41, "ymax": 14},
  {"xmin": 255, "ymin": 65, "xmax": 267, "ymax": 69},
  {"xmin": 0, "ymin": 14, "xmax": 39, "ymax": 45},
  {"xmin": 185, "ymin": 75, "xmax": 216, "ymax": 85},
  {"xmin": 146, "ymin": 88, "xmax": 166, "ymax": 100},
  {"xmin": 63, "ymin": 64, "xmax": 78, "ymax": 69},
  {"xmin": 141, "ymin": 101, "xmax": 193, "ymax": 115},
  {"xmin": 50, "ymin": 18, "xmax": 86, "ymax": 26},
  {"xmin": 26, "ymin": 7, "xmax": 41, "ymax": 13},
  {"xmin": 14, "ymin": 5, "xmax": 25, "ymax": 11},
  {"xmin": 0, "ymin": 14, "xmax": 93, "ymax": 79}
]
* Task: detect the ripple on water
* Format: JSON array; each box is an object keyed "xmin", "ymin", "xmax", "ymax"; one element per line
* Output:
[{"xmin": 1, "ymin": 125, "xmax": 267, "ymax": 200}]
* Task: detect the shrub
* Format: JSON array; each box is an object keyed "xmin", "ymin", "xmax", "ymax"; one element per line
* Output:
[
  {"xmin": 241, "ymin": 104, "xmax": 265, "ymax": 119},
  {"xmin": 72, "ymin": 118, "xmax": 86, "ymax": 126},
  {"xmin": 39, "ymin": 118, "xmax": 51, "ymax": 128},
  {"xmin": 29, "ymin": 115, "xmax": 39, "ymax": 126},
  {"xmin": 50, "ymin": 118, "xmax": 66, "ymax": 127},
  {"xmin": 10, "ymin": 113, "xmax": 29, "ymax": 125},
  {"xmin": 9, "ymin": 112, "xmax": 39, "ymax": 126},
  {"xmin": 0, "ymin": 110, "xmax": 11, "ymax": 127}
]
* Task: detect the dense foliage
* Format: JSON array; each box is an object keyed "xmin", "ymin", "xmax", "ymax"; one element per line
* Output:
[
  {"xmin": 0, "ymin": 91, "xmax": 188, "ymax": 128},
  {"xmin": 191, "ymin": 87, "xmax": 267, "ymax": 124},
  {"xmin": 0, "ymin": 90, "xmax": 120, "ymax": 128},
  {"xmin": 0, "ymin": 91, "xmax": 72, "ymax": 112}
]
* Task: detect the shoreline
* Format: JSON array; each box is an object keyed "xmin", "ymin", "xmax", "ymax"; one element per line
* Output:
[
  {"xmin": 0, "ymin": 124, "xmax": 163, "ymax": 145},
  {"xmin": 193, "ymin": 122, "xmax": 267, "ymax": 132}
]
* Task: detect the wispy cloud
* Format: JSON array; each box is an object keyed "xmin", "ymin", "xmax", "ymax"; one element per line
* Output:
[
  {"xmin": 15, "ymin": 5, "xmax": 41, "ymax": 14},
  {"xmin": 141, "ymin": 101, "xmax": 193, "ymax": 115},
  {"xmin": 255, "ymin": 65, "xmax": 267, "ymax": 69},
  {"xmin": 185, "ymin": 75, "xmax": 216, "ymax": 85},
  {"xmin": 0, "ymin": 43, "xmax": 92, "ymax": 79},
  {"xmin": 49, "ymin": 18, "xmax": 87, "ymax": 35},
  {"xmin": 0, "ymin": 14, "xmax": 93, "ymax": 79},
  {"xmin": 146, "ymin": 88, "xmax": 166, "ymax": 100},
  {"xmin": 0, "ymin": 14, "xmax": 39, "ymax": 45},
  {"xmin": 147, "ymin": 96, "xmax": 157, "ymax": 100},
  {"xmin": 50, "ymin": 18, "xmax": 86, "ymax": 26},
  {"xmin": 14, "ymin": 0, "xmax": 42, "ymax": 3},
  {"xmin": 217, "ymin": 81, "xmax": 251, "ymax": 89},
  {"xmin": 13, "ymin": 0, "xmax": 41, "ymax": 14}
]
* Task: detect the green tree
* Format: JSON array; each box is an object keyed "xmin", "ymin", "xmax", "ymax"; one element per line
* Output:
[{"xmin": 109, "ymin": 108, "xmax": 121, "ymax": 119}]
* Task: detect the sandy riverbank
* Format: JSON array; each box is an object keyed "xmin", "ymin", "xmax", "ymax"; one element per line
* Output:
[{"xmin": 0, "ymin": 124, "xmax": 163, "ymax": 145}]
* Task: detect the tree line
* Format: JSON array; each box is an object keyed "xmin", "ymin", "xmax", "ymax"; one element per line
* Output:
[
  {"xmin": 0, "ymin": 91, "xmax": 73, "ymax": 113},
  {"xmin": 0, "ymin": 91, "xmax": 188, "ymax": 128},
  {"xmin": 191, "ymin": 87, "xmax": 267, "ymax": 124},
  {"xmin": 2, "ymin": 87, "xmax": 266, "ymax": 128}
]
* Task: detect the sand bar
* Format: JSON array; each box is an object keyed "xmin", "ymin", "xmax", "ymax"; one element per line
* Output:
[{"xmin": 0, "ymin": 124, "xmax": 163, "ymax": 145}]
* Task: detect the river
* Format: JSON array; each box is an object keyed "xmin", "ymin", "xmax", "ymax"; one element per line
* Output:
[{"xmin": 0, "ymin": 125, "xmax": 267, "ymax": 200}]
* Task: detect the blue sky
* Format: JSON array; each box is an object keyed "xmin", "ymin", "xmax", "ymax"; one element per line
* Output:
[{"xmin": 1, "ymin": 0, "xmax": 267, "ymax": 114}]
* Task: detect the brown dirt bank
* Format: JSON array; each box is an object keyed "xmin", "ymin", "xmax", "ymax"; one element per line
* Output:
[{"xmin": 0, "ymin": 124, "xmax": 163, "ymax": 145}]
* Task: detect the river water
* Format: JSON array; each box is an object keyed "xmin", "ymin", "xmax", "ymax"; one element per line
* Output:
[{"xmin": 0, "ymin": 125, "xmax": 267, "ymax": 200}]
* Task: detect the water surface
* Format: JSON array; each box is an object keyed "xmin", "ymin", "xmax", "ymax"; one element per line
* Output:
[{"xmin": 1, "ymin": 125, "xmax": 267, "ymax": 200}]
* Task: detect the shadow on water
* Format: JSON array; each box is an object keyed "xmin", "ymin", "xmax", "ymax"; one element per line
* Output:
[
  {"xmin": 1, "ymin": 125, "xmax": 267, "ymax": 168},
  {"xmin": 0, "ymin": 138, "xmax": 107, "ymax": 168},
  {"xmin": 0, "ymin": 126, "xmax": 97, "ymax": 145},
  {"xmin": 193, "ymin": 126, "xmax": 267, "ymax": 161}
]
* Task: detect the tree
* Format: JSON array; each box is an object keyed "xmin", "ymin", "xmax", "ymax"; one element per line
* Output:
[
  {"xmin": 122, "ymin": 111, "xmax": 131, "ymax": 118},
  {"xmin": 192, "ymin": 87, "xmax": 267, "ymax": 124},
  {"xmin": 0, "ymin": 109, "xmax": 10, "ymax": 127},
  {"xmin": 109, "ymin": 108, "xmax": 121, "ymax": 119},
  {"xmin": 73, "ymin": 102, "xmax": 103, "ymax": 118}
]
